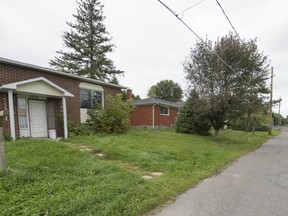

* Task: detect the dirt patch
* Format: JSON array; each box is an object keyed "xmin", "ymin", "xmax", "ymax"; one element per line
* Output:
[{"xmin": 95, "ymin": 153, "xmax": 106, "ymax": 158}]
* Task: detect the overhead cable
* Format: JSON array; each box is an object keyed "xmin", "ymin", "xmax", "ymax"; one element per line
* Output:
[
  {"xmin": 215, "ymin": 0, "xmax": 239, "ymax": 36},
  {"xmin": 157, "ymin": 0, "xmax": 245, "ymax": 84},
  {"xmin": 180, "ymin": 0, "xmax": 205, "ymax": 18}
]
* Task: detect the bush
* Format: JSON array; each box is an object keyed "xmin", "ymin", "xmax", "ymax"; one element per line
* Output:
[
  {"xmin": 56, "ymin": 113, "xmax": 94, "ymax": 137},
  {"xmin": 3, "ymin": 130, "xmax": 12, "ymax": 141},
  {"xmin": 176, "ymin": 91, "xmax": 211, "ymax": 136},
  {"xmin": 88, "ymin": 94, "xmax": 134, "ymax": 134},
  {"xmin": 228, "ymin": 114, "xmax": 268, "ymax": 132},
  {"xmin": 68, "ymin": 122, "xmax": 94, "ymax": 137},
  {"xmin": 176, "ymin": 105, "xmax": 211, "ymax": 136}
]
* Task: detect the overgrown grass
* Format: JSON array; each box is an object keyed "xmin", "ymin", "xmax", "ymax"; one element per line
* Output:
[{"xmin": 0, "ymin": 129, "xmax": 278, "ymax": 215}]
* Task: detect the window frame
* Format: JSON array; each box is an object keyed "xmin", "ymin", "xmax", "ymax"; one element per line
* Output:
[
  {"xmin": 80, "ymin": 88, "xmax": 104, "ymax": 109},
  {"xmin": 160, "ymin": 105, "xmax": 169, "ymax": 116},
  {"xmin": 18, "ymin": 98, "xmax": 29, "ymax": 129}
]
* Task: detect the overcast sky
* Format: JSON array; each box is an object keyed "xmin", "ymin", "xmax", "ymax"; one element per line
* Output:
[{"xmin": 0, "ymin": 0, "xmax": 287, "ymax": 117}]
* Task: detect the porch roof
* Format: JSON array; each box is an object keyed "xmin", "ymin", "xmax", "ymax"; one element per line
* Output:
[{"xmin": 0, "ymin": 77, "xmax": 74, "ymax": 97}]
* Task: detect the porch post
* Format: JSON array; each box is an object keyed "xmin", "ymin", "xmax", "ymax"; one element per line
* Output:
[
  {"xmin": 8, "ymin": 90, "xmax": 16, "ymax": 140},
  {"xmin": 62, "ymin": 97, "xmax": 68, "ymax": 139}
]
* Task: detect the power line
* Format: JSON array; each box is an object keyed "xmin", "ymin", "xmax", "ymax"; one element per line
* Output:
[
  {"xmin": 180, "ymin": 0, "xmax": 206, "ymax": 18},
  {"xmin": 214, "ymin": 0, "xmax": 271, "ymax": 98},
  {"xmin": 240, "ymin": 0, "xmax": 258, "ymax": 36},
  {"xmin": 156, "ymin": 0, "xmax": 249, "ymax": 86},
  {"xmin": 215, "ymin": 0, "xmax": 239, "ymax": 36}
]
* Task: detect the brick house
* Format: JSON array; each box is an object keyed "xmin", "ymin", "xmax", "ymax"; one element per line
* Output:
[
  {"xmin": 0, "ymin": 57, "xmax": 127, "ymax": 139},
  {"xmin": 131, "ymin": 98, "xmax": 184, "ymax": 129}
]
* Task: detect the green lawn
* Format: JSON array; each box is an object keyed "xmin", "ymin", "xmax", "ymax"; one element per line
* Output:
[{"xmin": 0, "ymin": 129, "xmax": 278, "ymax": 215}]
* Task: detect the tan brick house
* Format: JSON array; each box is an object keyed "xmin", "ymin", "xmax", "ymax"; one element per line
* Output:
[
  {"xmin": 131, "ymin": 98, "xmax": 184, "ymax": 129},
  {"xmin": 0, "ymin": 57, "xmax": 126, "ymax": 139}
]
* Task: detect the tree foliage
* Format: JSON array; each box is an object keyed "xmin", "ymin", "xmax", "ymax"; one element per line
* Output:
[
  {"xmin": 147, "ymin": 85, "xmax": 157, "ymax": 98},
  {"xmin": 183, "ymin": 33, "xmax": 270, "ymax": 138},
  {"xmin": 87, "ymin": 94, "xmax": 134, "ymax": 133},
  {"xmin": 272, "ymin": 112, "xmax": 285, "ymax": 126},
  {"xmin": 282, "ymin": 115, "xmax": 288, "ymax": 125},
  {"xmin": 50, "ymin": 0, "xmax": 123, "ymax": 81},
  {"xmin": 121, "ymin": 91, "xmax": 140, "ymax": 101},
  {"xmin": 147, "ymin": 80, "xmax": 183, "ymax": 102},
  {"xmin": 176, "ymin": 90, "xmax": 211, "ymax": 135},
  {"xmin": 228, "ymin": 114, "xmax": 269, "ymax": 132},
  {"xmin": 109, "ymin": 76, "xmax": 120, "ymax": 85}
]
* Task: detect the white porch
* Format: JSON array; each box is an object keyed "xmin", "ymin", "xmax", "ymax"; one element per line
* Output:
[{"xmin": 0, "ymin": 77, "xmax": 74, "ymax": 140}]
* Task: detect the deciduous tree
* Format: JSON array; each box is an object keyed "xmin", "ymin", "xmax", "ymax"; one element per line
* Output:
[
  {"xmin": 183, "ymin": 33, "xmax": 269, "ymax": 138},
  {"xmin": 147, "ymin": 80, "xmax": 183, "ymax": 102}
]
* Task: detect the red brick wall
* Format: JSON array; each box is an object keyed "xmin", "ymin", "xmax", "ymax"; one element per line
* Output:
[
  {"xmin": 0, "ymin": 64, "xmax": 82, "ymax": 127},
  {"xmin": 103, "ymin": 85, "xmax": 122, "ymax": 106},
  {"xmin": 131, "ymin": 105, "xmax": 153, "ymax": 126},
  {"xmin": 0, "ymin": 63, "xmax": 121, "ymax": 137},
  {"xmin": 131, "ymin": 105, "xmax": 178, "ymax": 127},
  {"xmin": 154, "ymin": 106, "xmax": 178, "ymax": 127}
]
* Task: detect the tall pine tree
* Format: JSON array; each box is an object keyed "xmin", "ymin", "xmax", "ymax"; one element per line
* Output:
[{"xmin": 50, "ymin": 0, "xmax": 123, "ymax": 81}]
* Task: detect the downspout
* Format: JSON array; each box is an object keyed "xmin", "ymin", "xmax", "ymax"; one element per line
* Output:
[{"xmin": 152, "ymin": 103, "xmax": 158, "ymax": 129}]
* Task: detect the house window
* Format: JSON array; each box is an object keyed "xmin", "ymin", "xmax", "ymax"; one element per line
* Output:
[
  {"xmin": 160, "ymin": 106, "xmax": 169, "ymax": 116},
  {"xmin": 80, "ymin": 88, "xmax": 103, "ymax": 109},
  {"xmin": 47, "ymin": 101, "xmax": 56, "ymax": 129},
  {"xmin": 18, "ymin": 98, "xmax": 28, "ymax": 129}
]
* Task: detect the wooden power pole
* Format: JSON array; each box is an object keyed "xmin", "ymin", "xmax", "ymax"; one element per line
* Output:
[
  {"xmin": 268, "ymin": 67, "xmax": 273, "ymax": 135},
  {"xmin": 278, "ymin": 97, "xmax": 282, "ymax": 128},
  {"xmin": 0, "ymin": 127, "xmax": 6, "ymax": 173}
]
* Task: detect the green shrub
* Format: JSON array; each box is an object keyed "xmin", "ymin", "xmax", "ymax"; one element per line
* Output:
[
  {"xmin": 88, "ymin": 94, "xmax": 134, "ymax": 134},
  {"xmin": 176, "ymin": 91, "xmax": 211, "ymax": 136},
  {"xmin": 3, "ymin": 130, "xmax": 12, "ymax": 141},
  {"xmin": 228, "ymin": 113, "xmax": 268, "ymax": 132},
  {"xmin": 57, "ymin": 113, "xmax": 94, "ymax": 137},
  {"xmin": 68, "ymin": 122, "xmax": 94, "ymax": 137},
  {"xmin": 176, "ymin": 105, "xmax": 211, "ymax": 136}
]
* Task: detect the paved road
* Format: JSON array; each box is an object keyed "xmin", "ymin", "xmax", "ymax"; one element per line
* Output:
[{"xmin": 155, "ymin": 132, "xmax": 288, "ymax": 216}]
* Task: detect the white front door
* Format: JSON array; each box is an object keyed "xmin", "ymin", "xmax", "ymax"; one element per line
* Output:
[{"xmin": 29, "ymin": 100, "xmax": 48, "ymax": 137}]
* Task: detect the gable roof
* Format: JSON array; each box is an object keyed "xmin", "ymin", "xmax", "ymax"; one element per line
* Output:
[
  {"xmin": 0, "ymin": 77, "xmax": 74, "ymax": 97},
  {"xmin": 133, "ymin": 98, "xmax": 185, "ymax": 108},
  {"xmin": 0, "ymin": 57, "xmax": 127, "ymax": 89}
]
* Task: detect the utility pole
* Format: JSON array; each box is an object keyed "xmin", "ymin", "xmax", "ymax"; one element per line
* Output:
[
  {"xmin": 268, "ymin": 67, "xmax": 273, "ymax": 135},
  {"xmin": 278, "ymin": 97, "xmax": 282, "ymax": 128},
  {"xmin": 0, "ymin": 127, "xmax": 6, "ymax": 173}
]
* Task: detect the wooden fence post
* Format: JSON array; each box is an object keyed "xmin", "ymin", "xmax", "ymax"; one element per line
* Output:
[{"xmin": 0, "ymin": 127, "xmax": 6, "ymax": 173}]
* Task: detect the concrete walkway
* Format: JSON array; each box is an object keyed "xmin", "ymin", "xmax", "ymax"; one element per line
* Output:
[{"xmin": 155, "ymin": 132, "xmax": 288, "ymax": 216}]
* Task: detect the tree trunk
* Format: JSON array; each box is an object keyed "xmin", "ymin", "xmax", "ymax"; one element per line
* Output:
[
  {"xmin": 0, "ymin": 127, "xmax": 6, "ymax": 173},
  {"xmin": 244, "ymin": 112, "xmax": 252, "ymax": 134}
]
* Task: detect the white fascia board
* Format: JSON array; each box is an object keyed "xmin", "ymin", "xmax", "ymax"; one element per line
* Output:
[{"xmin": 0, "ymin": 77, "xmax": 74, "ymax": 97}]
